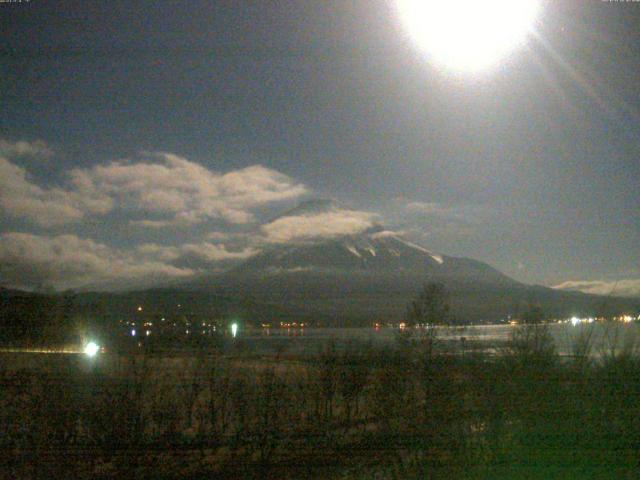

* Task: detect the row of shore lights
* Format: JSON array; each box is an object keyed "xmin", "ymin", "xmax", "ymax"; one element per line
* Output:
[
  {"xmin": 134, "ymin": 305, "xmax": 237, "ymax": 336},
  {"xmin": 84, "ymin": 322, "xmax": 239, "ymax": 358}
]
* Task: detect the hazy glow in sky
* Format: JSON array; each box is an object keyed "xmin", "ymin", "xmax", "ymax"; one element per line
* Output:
[{"xmin": 396, "ymin": 0, "xmax": 541, "ymax": 71}]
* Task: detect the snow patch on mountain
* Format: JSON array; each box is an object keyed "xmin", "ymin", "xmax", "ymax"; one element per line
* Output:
[
  {"xmin": 395, "ymin": 238, "xmax": 444, "ymax": 264},
  {"xmin": 345, "ymin": 244, "xmax": 362, "ymax": 258},
  {"xmin": 368, "ymin": 230, "xmax": 443, "ymax": 264}
]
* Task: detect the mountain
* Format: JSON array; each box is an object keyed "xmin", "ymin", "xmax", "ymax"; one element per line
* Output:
[
  {"xmin": 187, "ymin": 202, "xmax": 638, "ymax": 324},
  {"xmin": 240, "ymin": 198, "xmax": 514, "ymax": 285},
  {"xmin": 234, "ymin": 227, "xmax": 516, "ymax": 287},
  {"xmin": 4, "ymin": 200, "xmax": 636, "ymax": 328}
]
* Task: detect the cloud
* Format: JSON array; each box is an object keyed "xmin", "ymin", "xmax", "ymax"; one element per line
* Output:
[
  {"xmin": 0, "ymin": 157, "xmax": 113, "ymax": 227},
  {"xmin": 129, "ymin": 217, "xmax": 193, "ymax": 229},
  {"xmin": 261, "ymin": 209, "xmax": 376, "ymax": 243},
  {"xmin": 207, "ymin": 231, "xmax": 233, "ymax": 241},
  {"xmin": 79, "ymin": 153, "xmax": 308, "ymax": 226},
  {"xmin": 0, "ymin": 231, "xmax": 263, "ymax": 291},
  {"xmin": 553, "ymin": 279, "xmax": 640, "ymax": 298},
  {"xmin": 369, "ymin": 230, "xmax": 403, "ymax": 239},
  {"xmin": 0, "ymin": 150, "xmax": 307, "ymax": 228},
  {"xmin": 136, "ymin": 241, "xmax": 258, "ymax": 263},
  {"xmin": 0, "ymin": 138, "xmax": 54, "ymax": 159},
  {"xmin": 405, "ymin": 201, "xmax": 455, "ymax": 216},
  {"xmin": 0, "ymin": 232, "xmax": 195, "ymax": 291},
  {"xmin": 179, "ymin": 242, "xmax": 258, "ymax": 262},
  {"xmin": 405, "ymin": 201, "xmax": 482, "ymax": 222}
]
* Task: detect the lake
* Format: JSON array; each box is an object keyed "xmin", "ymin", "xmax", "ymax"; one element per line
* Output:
[{"xmin": 240, "ymin": 322, "xmax": 640, "ymax": 357}]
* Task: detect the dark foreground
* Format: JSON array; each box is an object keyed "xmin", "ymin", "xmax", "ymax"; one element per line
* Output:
[{"xmin": 1, "ymin": 325, "xmax": 639, "ymax": 479}]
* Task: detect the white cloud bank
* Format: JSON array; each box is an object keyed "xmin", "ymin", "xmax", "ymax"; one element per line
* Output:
[
  {"xmin": 0, "ymin": 146, "xmax": 307, "ymax": 228},
  {"xmin": 0, "ymin": 233, "xmax": 258, "ymax": 291},
  {"xmin": 135, "ymin": 242, "xmax": 258, "ymax": 263},
  {"xmin": 79, "ymin": 153, "xmax": 308, "ymax": 226},
  {"xmin": 261, "ymin": 209, "xmax": 376, "ymax": 243},
  {"xmin": 553, "ymin": 279, "xmax": 640, "ymax": 298},
  {"xmin": 0, "ymin": 233, "xmax": 192, "ymax": 291},
  {"xmin": 0, "ymin": 156, "xmax": 113, "ymax": 227}
]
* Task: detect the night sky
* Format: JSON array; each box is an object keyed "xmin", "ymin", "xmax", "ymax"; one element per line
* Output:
[{"xmin": 1, "ymin": 1, "xmax": 638, "ymax": 295}]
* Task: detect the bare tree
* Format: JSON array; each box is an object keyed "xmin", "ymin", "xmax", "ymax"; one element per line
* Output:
[
  {"xmin": 337, "ymin": 344, "xmax": 370, "ymax": 422},
  {"xmin": 406, "ymin": 282, "xmax": 450, "ymax": 327},
  {"xmin": 506, "ymin": 304, "xmax": 556, "ymax": 365},
  {"xmin": 317, "ymin": 341, "xmax": 339, "ymax": 421}
]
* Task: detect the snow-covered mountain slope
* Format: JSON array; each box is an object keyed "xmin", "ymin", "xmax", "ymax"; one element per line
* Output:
[
  {"xmin": 231, "ymin": 226, "xmax": 517, "ymax": 287},
  {"xmin": 182, "ymin": 200, "xmax": 637, "ymax": 323}
]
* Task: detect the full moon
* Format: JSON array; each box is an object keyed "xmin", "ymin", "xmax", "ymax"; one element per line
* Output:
[{"xmin": 396, "ymin": 0, "xmax": 541, "ymax": 72}]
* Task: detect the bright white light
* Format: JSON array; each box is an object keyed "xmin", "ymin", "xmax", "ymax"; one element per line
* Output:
[
  {"xmin": 570, "ymin": 317, "xmax": 581, "ymax": 326},
  {"xmin": 396, "ymin": 0, "xmax": 540, "ymax": 72},
  {"xmin": 131, "ymin": 329, "xmax": 136, "ymax": 337},
  {"xmin": 84, "ymin": 342, "xmax": 99, "ymax": 357},
  {"xmin": 231, "ymin": 323, "xmax": 238, "ymax": 338}
]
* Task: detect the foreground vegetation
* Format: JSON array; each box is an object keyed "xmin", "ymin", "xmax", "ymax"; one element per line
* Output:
[{"xmin": 1, "ymin": 322, "xmax": 639, "ymax": 479}]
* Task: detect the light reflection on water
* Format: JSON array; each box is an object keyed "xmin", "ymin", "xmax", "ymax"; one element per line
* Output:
[{"xmin": 247, "ymin": 323, "xmax": 640, "ymax": 357}]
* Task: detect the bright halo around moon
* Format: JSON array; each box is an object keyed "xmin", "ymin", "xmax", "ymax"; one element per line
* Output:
[{"xmin": 396, "ymin": 0, "xmax": 541, "ymax": 72}]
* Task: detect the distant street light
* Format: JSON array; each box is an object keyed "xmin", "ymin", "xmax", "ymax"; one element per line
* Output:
[
  {"xmin": 231, "ymin": 322, "xmax": 238, "ymax": 338},
  {"xmin": 84, "ymin": 342, "xmax": 100, "ymax": 357}
]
